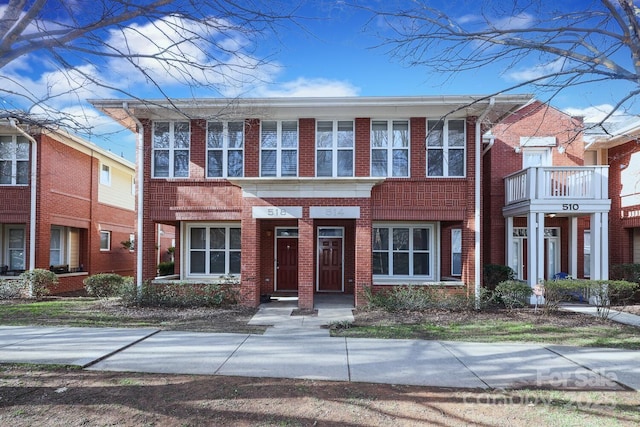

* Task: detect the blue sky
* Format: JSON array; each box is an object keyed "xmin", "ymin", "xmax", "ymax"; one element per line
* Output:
[{"xmin": 2, "ymin": 1, "xmax": 636, "ymax": 162}]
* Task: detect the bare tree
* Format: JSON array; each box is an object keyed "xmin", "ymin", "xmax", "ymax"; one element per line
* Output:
[
  {"xmin": 0, "ymin": 0, "xmax": 298, "ymax": 130},
  {"xmin": 362, "ymin": 0, "xmax": 640, "ymax": 127}
]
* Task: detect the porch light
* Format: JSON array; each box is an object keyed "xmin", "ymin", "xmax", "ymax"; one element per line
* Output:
[
  {"xmin": 514, "ymin": 146, "xmax": 521, "ymax": 153},
  {"xmin": 557, "ymin": 145, "xmax": 566, "ymax": 154}
]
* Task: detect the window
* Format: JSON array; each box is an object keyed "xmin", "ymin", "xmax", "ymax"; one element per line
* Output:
[
  {"xmin": 50, "ymin": 226, "xmax": 81, "ymax": 271},
  {"xmin": 451, "ymin": 229, "xmax": 462, "ymax": 276},
  {"xmin": 100, "ymin": 164, "xmax": 111, "ymax": 186},
  {"xmin": 0, "ymin": 135, "xmax": 29, "ymax": 185},
  {"xmin": 316, "ymin": 120, "xmax": 354, "ymax": 177},
  {"xmin": 207, "ymin": 121, "xmax": 244, "ymax": 177},
  {"xmin": 187, "ymin": 224, "xmax": 241, "ymax": 276},
  {"xmin": 371, "ymin": 120, "xmax": 409, "ymax": 177},
  {"xmin": 427, "ymin": 119, "xmax": 466, "ymax": 177},
  {"xmin": 372, "ymin": 224, "xmax": 434, "ymax": 279},
  {"xmin": 152, "ymin": 121, "xmax": 190, "ymax": 178},
  {"xmin": 7, "ymin": 226, "xmax": 25, "ymax": 270},
  {"xmin": 522, "ymin": 148, "xmax": 551, "ymax": 168},
  {"xmin": 584, "ymin": 230, "xmax": 591, "ymax": 278},
  {"xmin": 100, "ymin": 231, "xmax": 111, "ymax": 251},
  {"xmin": 261, "ymin": 121, "xmax": 298, "ymax": 177}
]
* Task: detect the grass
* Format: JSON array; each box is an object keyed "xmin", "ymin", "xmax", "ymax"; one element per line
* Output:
[{"xmin": 333, "ymin": 319, "xmax": 640, "ymax": 349}]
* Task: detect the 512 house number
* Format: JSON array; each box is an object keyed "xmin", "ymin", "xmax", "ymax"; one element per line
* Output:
[{"xmin": 562, "ymin": 203, "xmax": 580, "ymax": 211}]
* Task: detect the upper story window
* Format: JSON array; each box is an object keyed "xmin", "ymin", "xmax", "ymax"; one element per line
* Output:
[
  {"xmin": 100, "ymin": 164, "xmax": 111, "ymax": 186},
  {"xmin": 261, "ymin": 120, "xmax": 298, "ymax": 177},
  {"xmin": 0, "ymin": 135, "xmax": 29, "ymax": 185},
  {"xmin": 522, "ymin": 148, "xmax": 551, "ymax": 168},
  {"xmin": 427, "ymin": 119, "xmax": 466, "ymax": 177},
  {"xmin": 207, "ymin": 121, "xmax": 244, "ymax": 177},
  {"xmin": 316, "ymin": 120, "xmax": 354, "ymax": 177},
  {"xmin": 152, "ymin": 121, "xmax": 190, "ymax": 178},
  {"xmin": 371, "ymin": 120, "xmax": 409, "ymax": 177}
]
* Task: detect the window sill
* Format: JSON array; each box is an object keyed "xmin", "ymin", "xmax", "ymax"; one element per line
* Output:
[{"xmin": 55, "ymin": 272, "xmax": 89, "ymax": 278}]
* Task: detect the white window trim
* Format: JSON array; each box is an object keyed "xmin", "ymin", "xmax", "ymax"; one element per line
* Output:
[
  {"xmin": 184, "ymin": 223, "xmax": 241, "ymax": 278},
  {"xmin": 100, "ymin": 164, "xmax": 111, "ymax": 186},
  {"xmin": 451, "ymin": 228, "xmax": 462, "ymax": 276},
  {"xmin": 152, "ymin": 121, "xmax": 191, "ymax": 178},
  {"xmin": 206, "ymin": 121, "xmax": 244, "ymax": 178},
  {"xmin": 370, "ymin": 119, "xmax": 410, "ymax": 177},
  {"xmin": 372, "ymin": 222, "xmax": 436, "ymax": 282},
  {"xmin": 100, "ymin": 230, "xmax": 111, "ymax": 251},
  {"xmin": 316, "ymin": 120, "xmax": 354, "ymax": 177},
  {"xmin": 4, "ymin": 225, "xmax": 26, "ymax": 270},
  {"xmin": 0, "ymin": 135, "xmax": 29, "ymax": 186},
  {"xmin": 260, "ymin": 120, "xmax": 299, "ymax": 177},
  {"xmin": 522, "ymin": 147, "xmax": 551, "ymax": 168},
  {"xmin": 427, "ymin": 119, "xmax": 467, "ymax": 178}
]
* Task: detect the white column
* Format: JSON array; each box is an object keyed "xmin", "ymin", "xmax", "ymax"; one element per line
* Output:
[
  {"xmin": 536, "ymin": 212, "xmax": 545, "ymax": 282},
  {"xmin": 599, "ymin": 212, "xmax": 609, "ymax": 280},
  {"xmin": 569, "ymin": 217, "xmax": 578, "ymax": 278},
  {"xmin": 527, "ymin": 213, "xmax": 538, "ymax": 288},
  {"xmin": 506, "ymin": 216, "xmax": 514, "ymax": 270},
  {"xmin": 590, "ymin": 213, "xmax": 602, "ymax": 280}
]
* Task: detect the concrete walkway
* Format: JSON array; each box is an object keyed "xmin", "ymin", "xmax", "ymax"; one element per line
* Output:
[{"xmin": 1, "ymin": 297, "xmax": 639, "ymax": 391}]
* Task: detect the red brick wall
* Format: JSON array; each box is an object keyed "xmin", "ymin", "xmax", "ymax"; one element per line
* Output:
[
  {"xmin": 609, "ymin": 140, "xmax": 640, "ymax": 264},
  {"xmin": 483, "ymin": 101, "xmax": 586, "ymax": 274}
]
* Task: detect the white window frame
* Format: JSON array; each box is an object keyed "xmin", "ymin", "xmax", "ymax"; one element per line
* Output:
[
  {"xmin": 100, "ymin": 164, "xmax": 111, "ymax": 186},
  {"xmin": 206, "ymin": 121, "xmax": 244, "ymax": 178},
  {"xmin": 0, "ymin": 135, "xmax": 29, "ymax": 186},
  {"xmin": 427, "ymin": 119, "xmax": 466, "ymax": 177},
  {"xmin": 185, "ymin": 223, "xmax": 241, "ymax": 278},
  {"xmin": 316, "ymin": 120, "xmax": 354, "ymax": 177},
  {"xmin": 260, "ymin": 120, "xmax": 298, "ymax": 177},
  {"xmin": 451, "ymin": 228, "xmax": 462, "ymax": 276},
  {"xmin": 584, "ymin": 230, "xmax": 591, "ymax": 278},
  {"xmin": 100, "ymin": 231, "xmax": 111, "ymax": 251},
  {"xmin": 152, "ymin": 121, "xmax": 190, "ymax": 178},
  {"xmin": 372, "ymin": 223, "xmax": 435, "ymax": 281},
  {"xmin": 4, "ymin": 225, "xmax": 26, "ymax": 271},
  {"xmin": 370, "ymin": 120, "xmax": 410, "ymax": 177},
  {"xmin": 522, "ymin": 148, "xmax": 551, "ymax": 168}
]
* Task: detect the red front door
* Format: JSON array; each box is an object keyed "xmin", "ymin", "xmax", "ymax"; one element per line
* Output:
[
  {"xmin": 276, "ymin": 238, "xmax": 298, "ymax": 291},
  {"xmin": 318, "ymin": 238, "xmax": 343, "ymax": 292}
]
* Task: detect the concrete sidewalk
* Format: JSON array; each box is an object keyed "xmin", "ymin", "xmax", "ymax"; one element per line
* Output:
[{"xmin": 1, "ymin": 297, "xmax": 640, "ymax": 391}]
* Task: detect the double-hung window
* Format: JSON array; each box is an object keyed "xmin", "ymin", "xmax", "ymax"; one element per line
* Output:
[
  {"xmin": 371, "ymin": 120, "xmax": 409, "ymax": 177},
  {"xmin": 316, "ymin": 120, "xmax": 354, "ymax": 177},
  {"xmin": 373, "ymin": 224, "xmax": 434, "ymax": 280},
  {"xmin": 188, "ymin": 224, "xmax": 241, "ymax": 276},
  {"xmin": 207, "ymin": 121, "xmax": 244, "ymax": 177},
  {"xmin": 261, "ymin": 121, "xmax": 298, "ymax": 177},
  {"xmin": 427, "ymin": 119, "xmax": 466, "ymax": 177},
  {"xmin": 100, "ymin": 164, "xmax": 111, "ymax": 186},
  {"xmin": 7, "ymin": 226, "xmax": 25, "ymax": 270},
  {"xmin": 152, "ymin": 121, "xmax": 190, "ymax": 178},
  {"xmin": 50, "ymin": 226, "xmax": 80, "ymax": 271},
  {"xmin": 0, "ymin": 135, "xmax": 29, "ymax": 185}
]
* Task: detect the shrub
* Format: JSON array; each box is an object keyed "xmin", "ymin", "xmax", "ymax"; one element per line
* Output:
[
  {"xmin": 0, "ymin": 279, "xmax": 28, "ymax": 299},
  {"xmin": 609, "ymin": 264, "xmax": 640, "ymax": 283},
  {"xmin": 84, "ymin": 273, "xmax": 128, "ymax": 298},
  {"xmin": 18, "ymin": 269, "xmax": 58, "ymax": 298},
  {"xmin": 362, "ymin": 284, "xmax": 478, "ymax": 312},
  {"xmin": 158, "ymin": 261, "xmax": 175, "ymax": 276},
  {"xmin": 120, "ymin": 281, "xmax": 238, "ymax": 308},
  {"xmin": 541, "ymin": 279, "xmax": 585, "ymax": 314},
  {"xmin": 494, "ymin": 280, "xmax": 532, "ymax": 310},
  {"xmin": 483, "ymin": 264, "xmax": 515, "ymax": 291},
  {"xmin": 585, "ymin": 280, "xmax": 639, "ymax": 319}
]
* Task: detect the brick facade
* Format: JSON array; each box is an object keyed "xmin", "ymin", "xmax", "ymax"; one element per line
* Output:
[{"xmin": 0, "ymin": 126, "xmax": 135, "ymax": 294}]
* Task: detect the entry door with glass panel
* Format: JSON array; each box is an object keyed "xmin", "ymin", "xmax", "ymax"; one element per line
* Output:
[
  {"xmin": 275, "ymin": 228, "xmax": 298, "ymax": 291},
  {"xmin": 511, "ymin": 227, "xmax": 560, "ymax": 281},
  {"xmin": 317, "ymin": 228, "xmax": 344, "ymax": 292}
]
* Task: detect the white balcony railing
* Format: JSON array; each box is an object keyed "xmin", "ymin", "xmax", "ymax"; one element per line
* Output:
[{"xmin": 504, "ymin": 166, "xmax": 609, "ymax": 205}]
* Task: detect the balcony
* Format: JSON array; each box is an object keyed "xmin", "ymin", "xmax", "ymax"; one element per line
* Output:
[{"xmin": 503, "ymin": 166, "xmax": 610, "ymax": 216}]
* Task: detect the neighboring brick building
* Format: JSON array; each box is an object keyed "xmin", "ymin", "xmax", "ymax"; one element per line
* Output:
[
  {"xmin": 586, "ymin": 119, "xmax": 640, "ymax": 266},
  {"xmin": 483, "ymin": 101, "xmax": 611, "ymax": 292},
  {"xmin": 91, "ymin": 95, "xmax": 532, "ymax": 308},
  {"xmin": 0, "ymin": 120, "xmax": 136, "ymax": 293}
]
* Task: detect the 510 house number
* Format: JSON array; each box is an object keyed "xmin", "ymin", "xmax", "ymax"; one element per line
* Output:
[{"xmin": 562, "ymin": 203, "xmax": 580, "ymax": 211}]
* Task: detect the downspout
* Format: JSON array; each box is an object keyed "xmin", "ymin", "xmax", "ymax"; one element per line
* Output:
[
  {"xmin": 8, "ymin": 118, "xmax": 37, "ymax": 296},
  {"xmin": 475, "ymin": 97, "xmax": 495, "ymax": 309},
  {"xmin": 122, "ymin": 102, "xmax": 144, "ymax": 297}
]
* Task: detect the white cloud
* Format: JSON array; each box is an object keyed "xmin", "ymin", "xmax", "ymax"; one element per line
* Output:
[
  {"xmin": 563, "ymin": 104, "xmax": 626, "ymax": 123},
  {"xmin": 505, "ymin": 57, "xmax": 565, "ymax": 82},
  {"xmin": 254, "ymin": 78, "xmax": 360, "ymax": 97},
  {"xmin": 493, "ymin": 13, "xmax": 534, "ymax": 31}
]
